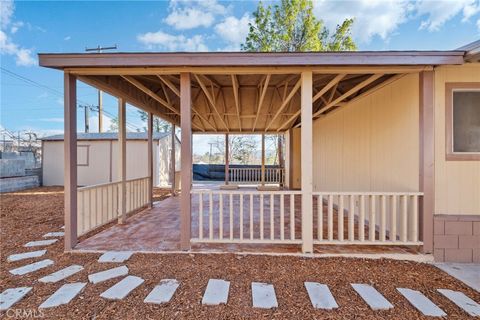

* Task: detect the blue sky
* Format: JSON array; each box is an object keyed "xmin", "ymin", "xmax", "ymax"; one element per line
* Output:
[{"xmin": 1, "ymin": 0, "xmax": 479, "ymax": 142}]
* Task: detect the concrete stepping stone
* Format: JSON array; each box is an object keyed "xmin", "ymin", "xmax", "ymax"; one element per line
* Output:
[
  {"xmin": 0, "ymin": 287, "xmax": 32, "ymax": 311},
  {"xmin": 24, "ymin": 239, "xmax": 58, "ymax": 247},
  {"xmin": 252, "ymin": 282, "xmax": 278, "ymax": 309},
  {"xmin": 304, "ymin": 282, "xmax": 339, "ymax": 310},
  {"xmin": 39, "ymin": 265, "xmax": 84, "ymax": 283},
  {"xmin": 100, "ymin": 275, "xmax": 144, "ymax": 300},
  {"xmin": 7, "ymin": 250, "xmax": 47, "ymax": 262},
  {"xmin": 397, "ymin": 288, "xmax": 446, "ymax": 317},
  {"xmin": 61, "ymin": 226, "xmax": 65, "ymax": 230},
  {"xmin": 98, "ymin": 251, "xmax": 133, "ymax": 263},
  {"xmin": 144, "ymin": 279, "xmax": 179, "ymax": 304},
  {"xmin": 43, "ymin": 232, "xmax": 64, "ymax": 238},
  {"xmin": 202, "ymin": 279, "xmax": 230, "ymax": 305},
  {"xmin": 9, "ymin": 259, "xmax": 54, "ymax": 276},
  {"xmin": 437, "ymin": 289, "xmax": 480, "ymax": 317},
  {"xmin": 351, "ymin": 284, "xmax": 393, "ymax": 310},
  {"xmin": 39, "ymin": 283, "xmax": 86, "ymax": 309},
  {"xmin": 88, "ymin": 266, "xmax": 128, "ymax": 284}
]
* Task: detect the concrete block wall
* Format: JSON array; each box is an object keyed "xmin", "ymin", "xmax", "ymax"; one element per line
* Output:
[
  {"xmin": 433, "ymin": 214, "xmax": 480, "ymax": 263},
  {"xmin": 0, "ymin": 175, "xmax": 40, "ymax": 193},
  {"xmin": 0, "ymin": 159, "xmax": 25, "ymax": 178}
]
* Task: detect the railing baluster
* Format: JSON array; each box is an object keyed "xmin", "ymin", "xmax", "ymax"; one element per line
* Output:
[
  {"xmin": 349, "ymin": 195, "xmax": 355, "ymax": 241},
  {"xmin": 338, "ymin": 195, "xmax": 344, "ymax": 241},
  {"xmin": 270, "ymin": 194, "xmax": 274, "ymax": 240},
  {"xmin": 369, "ymin": 195, "xmax": 376, "ymax": 241},
  {"xmin": 359, "ymin": 195, "xmax": 365, "ymax": 241},
  {"xmin": 199, "ymin": 192, "xmax": 203, "ymax": 240},
  {"xmin": 280, "ymin": 194, "xmax": 285, "ymax": 240},
  {"xmin": 249, "ymin": 193, "xmax": 253, "ymax": 240},
  {"xmin": 229, "ymin": 193, "xmax": 234, "ymax": 240},
  {"xmin": 380, "ymin": 195, "xmax": 386, "ymax": 241},
  {"xmin": 290, "ymin": 194, "xmax": 295, "ymax": 240},
  {"xmin": 411, "ymin": 195, "xmax": 418, "ymax": 242},
  {"xmin": 209, "ymin": 192, "xmax": 213, "ymax": 240},
  {"xmin": 391, "ymin": 195, "xmax": 397, "ymax": 242},
  {"xmin": 219, "ymin": 194, "xmax": 223, "ymax": 240},
  {"xmin": 240, "ymin": 194, "xmax": 244, "ymax": 241},
  {"xmin": 328, "ymin": 194, "xmax": 333, "ymax": 241},
  {"xmin": 401, "ymin": 195, "xmax": 408, "ymax": 242},
  {"xmin": 317, "ymin": 195, "xmax": 323, "ymax": 240},
  {"xmin": 260, "ymin": 194, "xmax": 264, "ymax": 240}
]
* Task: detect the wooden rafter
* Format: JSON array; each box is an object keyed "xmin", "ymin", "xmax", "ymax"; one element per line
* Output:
[
  {"xmin": 194, "ymin": 74, "xmax": 228, "ymax": 132},
  {"xmin": 157, "ymin": 75, "xmax": 180, "ymax": 96},
  {"xmin": 252, "ymin": 74, "xmax": 271, "ymax": 131},
  {"xmin": 312, "ymin": 74, "xmax": 346, "ymax": 103},
  {"xmin": 265, "ymin": 78, "xmax": 301, "ymax": 131},
  {"xmin": 121, "ymin": 76, "xmax": 179, "ymax": 115},
  {"xmin": 230, "ymin": 75, "xmax": 242, "ymax": 131},
  {"xmin": 313, "ymin": 73, "xmax": 384, "ymax": 118}
]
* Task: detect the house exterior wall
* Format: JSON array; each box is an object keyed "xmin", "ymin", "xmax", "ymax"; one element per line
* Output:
[
  {"xmin": 311, "ymin": 73, "xmax": 420, "ymax": 192},
  {"xmin": 43, "ymin": 139, "xmax": 168, "ymax": 187},
  {"xmin": 157, "ymin": 135, "xmax": 181, "ymax": 187},
  {"xmin": 432, "ymin": 64, "xmax": 480, "ymax": 263},
  {"xmin": 434, "ymin": 64, "xmax": 480, "ymax": 216}
]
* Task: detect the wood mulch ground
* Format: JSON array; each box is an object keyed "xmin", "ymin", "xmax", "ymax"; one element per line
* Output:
[{"xmin": 1, "ymin": 187, "xmax": 478, "ymax": 319}]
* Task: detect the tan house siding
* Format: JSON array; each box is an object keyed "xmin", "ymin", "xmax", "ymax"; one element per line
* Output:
[
  {"xmin": 434, "ymin": 64, "xmax": 480, "ymax": 216},
  {"xmin": 311, "ymin": 73, "xmax": 420, "ymax": 192}
]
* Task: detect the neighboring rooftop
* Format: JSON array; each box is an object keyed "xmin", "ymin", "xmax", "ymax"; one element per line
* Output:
[{"xmin": 41, "ymin": 132, "xmax": 171, "ymax": 141}]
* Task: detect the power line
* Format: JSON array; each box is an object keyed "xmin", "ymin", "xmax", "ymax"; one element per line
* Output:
[{"xmin": 1, "ymin": 67, "xmax": 143, "ymax": 131}]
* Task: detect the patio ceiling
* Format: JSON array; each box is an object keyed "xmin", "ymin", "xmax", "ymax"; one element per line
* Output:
[{"xmin": 39, "ymin": 51, "xmax": 466, "ymax": 133}]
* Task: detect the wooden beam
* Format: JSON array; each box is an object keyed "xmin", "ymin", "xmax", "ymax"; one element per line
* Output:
[
  {"xmin": 77, "ymin": 75, "xmax": 178, "ymax": 126},
  {"xmin": 277, "ymin": 109, "xmax": 301, "ymax": 132},
  {"xmin": 121, "ymin": 75, "xmax": 179, "ymax": 115},
  {"xmin": 313, "ymin": 74, "xmax": 346, "ymax": 103},
  {"xmin": 265, "ymin": 78, "xmax": 301, "ymax": 131},
  {"xmin": 118, "ymin": 98, "xmax": 127, "ymax": 224},
  {"xmin": 419, "ymin": 71, "xmax": 434, "ymax": 253},
  {"xmin": 301, "ymin": 71, "xmax": 313, "ymax": 254},
  {"xmin": 313, "ymin": 74, "xmax": 384, "ymax": 118},
  {"xmin": 261, "ymin": 133, "xmax": 265, "ymax": 185},
  {"xmin": 180, "ymin": 72, "xmax": 192, "ymax": 250},
  {"xmin": 170, "ymin": 124, "xmax": 176, "ymax": 195},
  {"xmin": 147, "ymin": 112, "xmax": 153, "ymax": 208},
  {"xmin": 194, "ymin": 74, "xmax": 229, "ymax": 131},
  {"xmin": 252, "ymin": 74, "xmax": 271, "ymax": 131},
  {"xmin": 64, "ymin": 72, "xmax": 77, "ymax": 251},
  {"xmin": 231, "ymin": 75, "xmax": 242, "ymax": 131},
  {"xmin": 157, "ymin": 75, "xmax": 180, "ymax": 96},
  {"xmin": 225, "ymin": 133, "xmax": 229, "ymax": 185}
]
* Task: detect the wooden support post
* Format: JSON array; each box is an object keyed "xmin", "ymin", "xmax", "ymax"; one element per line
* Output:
[
  {"xmin": 261, "ymin": 133, "xmax": 265, "ymax": 185},
  {"xmin": 118, "ymin": 98, "xmax": 127, "ymax": 224},
  {"xmin": 64, "ymin": 72, "xmax": 77, "ymax": 251},
  {"xmin": 225, "ymin": 133, "xmax": 229, "ymax": 185},
  {"xmin": 301, "ymin": 71, "xmax": 313, "ymax": 254},
  {"xmin": 170, "ymin": 124, "xmax": 176, "ymax": 195},
  {"xmin": 419, "ymin": 71, "xmax": 434, "ymax": 253},
  {"xmin": 180, "ymin": 73, "xmax": 192, "ymax": 250},
  {"xmin": 278, "ymin": 134, "xmax": 284, "ymax": 187},
  {"xmin": 147, "ymin": 112, "xmax": 153, "ymax": 208}
]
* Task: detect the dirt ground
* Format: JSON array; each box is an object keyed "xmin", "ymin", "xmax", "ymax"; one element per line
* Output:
[{"xmin": 1, "ymin": 187, "xmax": 479, "ymax": 319}]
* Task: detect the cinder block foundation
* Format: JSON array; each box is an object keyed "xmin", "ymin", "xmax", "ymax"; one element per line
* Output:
[{"xmin": 433, "ymin": 215, "xmax": 480, "ymax": 263}]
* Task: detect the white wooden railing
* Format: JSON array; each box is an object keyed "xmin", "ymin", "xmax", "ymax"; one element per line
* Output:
[
  {"xmin": 312, "ymin": 192, "xmax": 423, "ymax": 245},
  {"xmin": 191, "ymin": 189, "xmax": 302, "ymax": 244},
  {"xmin": 228, "ymin": 167, "xmax": 284, "ymax": 184},
  {"xmin": 77, "ymin": 176, "xmax": 150, "ymax": 236}
]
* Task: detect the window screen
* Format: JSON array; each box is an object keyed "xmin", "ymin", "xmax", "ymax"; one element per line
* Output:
[{"xmin": 452, "ymin": 91, "xmax": 480, "ymax": 153}]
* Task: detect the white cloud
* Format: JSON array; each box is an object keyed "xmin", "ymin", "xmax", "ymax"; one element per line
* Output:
[
  {"xmin": 137, "ymin": 30, "xmax": 208, "ymax": 51},
  {"xmin": 417, "ymin": 0, "xmax": 479, "ymax": 31},
  {"xmin": 64, "ymin": 35, "xmax": 71, "ymax": 41},
  {"xmin": 88, "ymin": 115, "xmax": 113, "ymax": 133},
  {"xmin": 0, "ymin": 0, "xmax": 36, "ymax": 66},
  {"xmin": 35, "ymin": 118, "xmax": 64, "ymax": 123},
  {"xmin": 164, "ymin": 0, "xmax": 228, "ymax": 30},
  {"xmin": 214, "ymin": 14, "xmax": 252, "ymax": 51},
  {"xmin": 313, "ymin": 0, "xmax": 412, "ymax": 43}
]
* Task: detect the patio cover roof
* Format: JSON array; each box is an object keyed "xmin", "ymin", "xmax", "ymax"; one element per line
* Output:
[{"xmin": 39, "ymin": 50, "xmax": 466, "ymax": 133}]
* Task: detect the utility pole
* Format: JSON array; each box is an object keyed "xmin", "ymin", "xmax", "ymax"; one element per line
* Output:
[
  {"xmin": 79, "ymin": 105, "xmax": 90, "ymax": 133},
  {"xmin": 85, "ymin": 44, "xmax": 118, "ymax": 133}
]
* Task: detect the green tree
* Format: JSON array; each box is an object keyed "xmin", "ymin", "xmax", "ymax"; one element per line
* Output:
[
  {"xmin": 242, "ymin": 0, "xmax": 356, "ymax": 52},
  {"xmin": 138, "ymin": 110, "xmax": 171, "ymax": 132}
]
